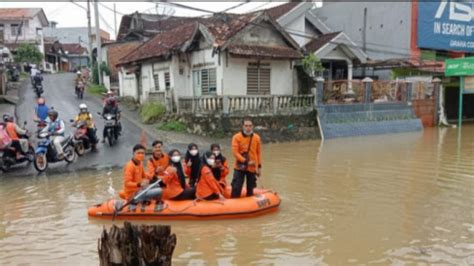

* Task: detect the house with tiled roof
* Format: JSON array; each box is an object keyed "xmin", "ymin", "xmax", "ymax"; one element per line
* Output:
[
  {"xmin": 116, "ymin": 11, "xmax": 303, "ymax": 104},
  {"xmin": 0, "ymin": 8, "xmax": 49, "ymax": 67},
  {"xmin": 265, "ymin": 2, "xmax": 367, "ymax": 92}
]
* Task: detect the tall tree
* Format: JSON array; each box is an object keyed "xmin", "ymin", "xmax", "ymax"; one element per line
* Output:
[{"xmin": 14, "ymin": 44, "xmax": 43, "ymax": 65}]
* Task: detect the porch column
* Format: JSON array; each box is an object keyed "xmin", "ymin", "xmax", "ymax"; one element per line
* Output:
[{"xmin": 347, "ymin": 63, "xmax": 353, "ymax": 92}]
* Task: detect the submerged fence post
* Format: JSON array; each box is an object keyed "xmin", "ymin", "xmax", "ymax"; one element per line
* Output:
[
  {"xmin": 406, "ymin": 81, "xmax": 413, "ymax": 106},
  {"xmin": 362, "ymin": 77, "xmax": 373, "ymax": 103},
  {"xmin": 315, "ymin": 77, "xmax": 324, "ymax": 107},
  {"xmin": 98, "ymin": 222, "xmax": 176, "ymax": 266}
]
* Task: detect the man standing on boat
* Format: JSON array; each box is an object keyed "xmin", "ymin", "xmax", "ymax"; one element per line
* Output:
[{"xmin": 231, "ymin": 118, "xmax": 262, "ymax": 198}]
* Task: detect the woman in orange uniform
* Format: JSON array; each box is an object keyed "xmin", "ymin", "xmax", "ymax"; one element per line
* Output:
[
  {"xmin": 184, "ymin": 143, "xmax": 200, "ymax": 187},
  {"xmin": 161, "ymin": 149, "xmax": 196, "ymax": 200},
  {"xmin": 196, "ymin": 151, "xmax": 225, "ymax": 201},
  {"xmin": 210, "ymin": 144, "xmax": 229, "ymax": 188}
]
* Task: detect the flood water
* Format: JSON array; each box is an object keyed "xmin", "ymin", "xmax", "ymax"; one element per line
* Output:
[{"xmin": 1, "ymin": 126, "xmax": 473, "ymax": 265}]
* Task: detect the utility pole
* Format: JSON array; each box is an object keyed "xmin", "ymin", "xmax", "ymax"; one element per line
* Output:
[
  {"xmin": 114, "ymin": 3, "xmax": 117, "ymax": 39},
  {"xmin": 87, "ymin": 0, "xmax": 93, "ymax": 69},
  {"xmin": 94, "ymin": 0, "xmax": 103, "ymax": 85}
]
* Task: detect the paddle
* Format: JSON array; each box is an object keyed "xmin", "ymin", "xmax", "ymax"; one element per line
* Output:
[{"xmin": 112, "ymin": 180, "xmax": 161, "ymax": 220}]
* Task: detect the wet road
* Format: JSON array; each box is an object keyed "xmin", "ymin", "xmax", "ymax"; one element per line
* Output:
[{"xmin": 8, "ymin": 73, "xmax": 154, "ymax": 176}]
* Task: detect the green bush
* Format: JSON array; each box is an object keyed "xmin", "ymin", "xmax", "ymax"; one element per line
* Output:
[
  {"xmin": 88, "ymin": 84, "xmax": 107, "ymax": 96},
  {"xmin": 158, "ymin": 120, "xmax": 187, "ymax": 133},
  {"xmin": 139, "ymin": 102, "xmax": 166, "ymax": 124},
  {"xmin": 92, "ymin": 62, "xmax": 111, "ymax": 85}
]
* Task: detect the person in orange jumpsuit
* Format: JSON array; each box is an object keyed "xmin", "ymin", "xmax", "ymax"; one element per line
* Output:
[
  {"xmin": 231, "ymin": 118, "xmax": 262, "ymax": 198},
  {"xmin": 160, "ymin": 149, "xmax": 196, "ymax": 200},
  {"xmin": 196, "ymin": 151, "xmax": 225, "ymax": 201},
  {"xmin": 146, "ymin": 140, "xmax": 169, "ymax": 179},
  {"xmin": 210, "ymin": 143, "xmax": 229, "ymax": 188},
  {"xmin": 121, "ymin": 144, "xmax": 162, "ymax": 201},
  {"xmin": 184, "ymin": 143, "xmax": 200, "ymax": 187}
]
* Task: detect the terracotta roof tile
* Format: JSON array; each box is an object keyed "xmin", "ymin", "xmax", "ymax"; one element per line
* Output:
[
  {"xmin": 228, "ymin": 44, "xmax": 303, "ymax": 59},
  {"xmin": 118, "ymin": 23, "xmax": 198, "ymax": 65},
  {"xmin": 304, "ymin": 32, "xmax": 341, "ymax": 53},
  {"xmin": 0, "ymin": 8, "xmax": 41, "ymax": 19},
  {"xmin": 62, "ymin": 43, "xmax": 87, "ymax": 55},
  {"xmin": 107, "ymin": 41, "xmax": 142, "ymax": 75}
]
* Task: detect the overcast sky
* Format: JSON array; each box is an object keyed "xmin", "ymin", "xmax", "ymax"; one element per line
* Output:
[{"xmin": 0, "ymin": 2, "xmax": 310, "ymax": 39}]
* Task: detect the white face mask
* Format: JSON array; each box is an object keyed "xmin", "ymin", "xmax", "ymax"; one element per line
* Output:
[
  {"xmin": 206, "ymin": 159, "xmax": 215, "ymax": 166},
  {"xmin": 244, "ymin": 130, "xmax": 253, "ymax": 136},
  {"xmin": 171, "ymin": 155, "xmax": 181, "ymax": 163},
  {"xmin": 213, "ymin": 151, "xmax": 220, "ymax": 156},
  {"xmin": 189, "ymin": 149, "xmax": 198, "ymax": 156}
]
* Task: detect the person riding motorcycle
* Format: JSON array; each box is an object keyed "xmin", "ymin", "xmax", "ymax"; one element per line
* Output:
[
  {"xmin": 33, "ymin": 72, "xmax": 43, "ymax": 86},
  {"xmin": 34, "ymin": 97, "xmax": 49, "ymax": 122},
  {"xmin": 75, "ymin": 71, "xmax": 85, "ymax": 93},
  {"xmin": 74, "ymin": 103, "xmax": 98, "ymax": 151},
  {"xmin": 101, "ymin": 97, "xmax": 121, "ymax": 143},
  {"xmin": 41, "ymin": 110, "xmax": 66, "ymax": 160},
  {"xmin": 3, "ymin": 114, "xmax": 28, "ymax": 160}
]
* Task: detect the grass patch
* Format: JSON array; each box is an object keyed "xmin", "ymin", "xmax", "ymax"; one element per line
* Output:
[
  {"xmin": 158, "ymin": 120, "xmax": 187, "ymax": 133},
  {"xmin": 88, "ymin": 84, "xmax": 107, "ymax": 96},
  {"xmin": 20, "ymin": 72, "xmax": 28, "ymax": 79},
  {"xmin": 139, "ymin": 101, "xmax": 166, "ymax": 124}
]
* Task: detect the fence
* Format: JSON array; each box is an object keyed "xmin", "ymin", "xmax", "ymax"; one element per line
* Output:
[{"xmin": 177, "ymin": 95, "xmax": 314, "ymax": 115}]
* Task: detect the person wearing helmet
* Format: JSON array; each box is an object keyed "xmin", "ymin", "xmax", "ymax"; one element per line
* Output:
[
  {"xmin": 74, "ymin": 103, "xmax": 98, "ymax": 150},
  {"xmin": 3, "ymin": 114, "xmax": 28, "ymax": 159},
  {"xmin": 74, "ymin": 71, "xmax": 85, "ymax": 94},
  {"xmin": 34, "ymin": 97, "xmax": 49, "ymax": 122},
  {"xmin": 42, "ymin": 110, "xmax": 66, "ymax": 160},
  {"xmin": 101, "ymin": 97, "xmax": 121, "ymax": 143}
]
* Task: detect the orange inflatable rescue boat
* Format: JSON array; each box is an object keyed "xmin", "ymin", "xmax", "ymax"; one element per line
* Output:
[{"xmin": 88, "ymin": 188, "xmax": 281, "ymax": 220}]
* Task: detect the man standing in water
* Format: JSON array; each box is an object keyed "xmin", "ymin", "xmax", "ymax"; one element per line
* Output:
[{"xmin": 231, "ymin": 118, "xmax": 262, "ymax": 198}]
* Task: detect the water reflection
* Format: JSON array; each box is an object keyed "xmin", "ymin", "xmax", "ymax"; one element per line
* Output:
[{"xmin": 0, "ymin": 126, "xmax": 473, "ymax": 264}]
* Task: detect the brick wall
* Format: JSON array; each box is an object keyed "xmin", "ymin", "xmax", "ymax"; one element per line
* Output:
[{"xmin": 412, "ymin": 99, "xmax": 436, "ymax": 127}]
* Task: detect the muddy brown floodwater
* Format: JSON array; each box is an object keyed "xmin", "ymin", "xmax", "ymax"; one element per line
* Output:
[{"xmin": 1, "ymin": 126, "xmax": 473, "ymax": 265}]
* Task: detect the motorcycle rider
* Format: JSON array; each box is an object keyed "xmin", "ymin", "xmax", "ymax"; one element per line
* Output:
[
  {"xmin": 3, "ymin": 114, "xmax": 28, "ymax": 160},
  {"xmin": 101, "ymin": 97, "xmax": 121, "ymax": 143},
  {"xmin": 42, "ymin": 110, "xmax": 66, "ymax": 160},
  {"xmin": 74, "ymin": 103, "xmax": 98, "ymax": 151},
  {"xmin": 33, "ymin": 71, "xmax": 43, "ymax": 86},
  {"xmin": 75, "ymin": 71, "xmax": 85, "ymax": 94},
  {"xmin": 34, "ymin": 97, "xmax": 49, "ymax": 122}
]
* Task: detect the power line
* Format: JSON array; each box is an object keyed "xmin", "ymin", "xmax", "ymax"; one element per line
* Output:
[
  {"xmin": 98, "ymin": 2, "xmax": 124, "ymax": 16},
  {"xmin": 221, "ymin": 2, "xmax": 251, "ymax": 13}
]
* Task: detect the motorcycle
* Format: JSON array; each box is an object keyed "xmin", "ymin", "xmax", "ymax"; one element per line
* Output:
[
  {"xmin": 98, "ymin": 112, "xmax": 119, "ymax": 146},
  {"xmin": 0, "ymin": 122, "xmax": 35, "ymax": 172},
  {"xmin": 33, "ymin": 132, "xmax": 76, "ymax": 173},
  {"xmin": 70, "ymin": 120, "xmax": 97, "ymax": 156},
  {"xmin": 76, "ymin": 81, "xmax": 85, "ymax": 99},
  {"xmin": 8, "ymin": 68, "xmax": 19, "ymax": 82},
  {"xmin": 34, "ymin": 119, "xmax": 47, "ymax": 132},
  {"xmin": 34, "ymin": 82, "xmax": 44, "ymax": 98}
]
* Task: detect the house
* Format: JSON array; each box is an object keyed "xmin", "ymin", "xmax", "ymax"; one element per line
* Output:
[
  {"xmin": 265, "ymin": 2, "xmax": 367, "ymax": 92},
  {"xmin": 44, "ymin": 22, "xmax": 110, "ymax": 53},
  {"xmin": 0, "ymin": 8, "xmax": 49, "ymax": 68},
  {"xmin": 116, "ymin": 11, "xmax": 303, "ymax": 104},
  {"xmin": 44, "ymin": 41, "xmax": 89, "ymax": 72}
]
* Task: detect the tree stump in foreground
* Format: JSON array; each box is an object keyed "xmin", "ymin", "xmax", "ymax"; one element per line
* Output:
[{"xmin": 98, "ymin": 222, "xmax": 177, "ymax": 266}]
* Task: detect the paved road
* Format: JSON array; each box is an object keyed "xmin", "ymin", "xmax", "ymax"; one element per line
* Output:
[{"xmin": 7, "ymin": 73, "xmax": 154, "ymax": 176}]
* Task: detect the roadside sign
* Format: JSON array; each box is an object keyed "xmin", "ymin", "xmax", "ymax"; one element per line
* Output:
[{"xmin": 445, "ymin": 57, "xmax": 474, "ymax": 76}]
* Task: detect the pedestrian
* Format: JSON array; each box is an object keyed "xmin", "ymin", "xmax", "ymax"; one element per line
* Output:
[
  {"xmin": 230, "ymin": 118, "xmax": 262, "ymax": 198},
  {"xmin": 120, "ymin": 144, "xmax": 162, "ymax": 202},
  {"xmin": 147, "ymin": 140, "xmax": 169, "ymax": 179},
  {"xmin": 210, "ymin": 143, "xmax": 229, "ymax": 188},
  {"xmin": 196, "ymin": 151, "xmax": 225, "ymax": 201},
  {"xmin": 160, "ymin": 149, "xmax": 196, "ymax": 200},
  {"xmin": 184, "ymin": 143, "xmax": 200, "ymax": 187}
]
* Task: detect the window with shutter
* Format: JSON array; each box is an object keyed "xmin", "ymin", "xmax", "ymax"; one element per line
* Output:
[
  {"xmin": 247, "ymin": 63, "xmax": 271, "ymax": 95},
  {"xmin": 193, "ymin": 68, "xmax": 217, "ymax": 95},
  {"xmin": 164, "ymin": 72, "xmax": 170, "ymax": 90},
  {"xmin": 153, "ymin": 73, "xmax": 159, "ymax": 91}
]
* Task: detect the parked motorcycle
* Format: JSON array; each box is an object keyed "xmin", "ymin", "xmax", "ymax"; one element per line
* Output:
[
  {"xmin": 33, "ymin": 132, "xmax": 76, "ymax": 172},
  {"xmin": 70, "ymin": 120, "xmax": 97, "ymax": 156},
  {"xmin": 76, "ymin": 81, "xmax": 85, "ymax": 99},
  {"xmin": 0, "ymin": 122, "xmax": 34, "ymax": 172},
  {"xmin": 8, "ymin": 68, "xmax": 19, "ymax": 82},
  {"xmin": 98, "ymin": 112, "xmax": 119, "ymax": 146}
]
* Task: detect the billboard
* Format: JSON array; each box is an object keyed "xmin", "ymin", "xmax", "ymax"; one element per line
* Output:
[{"xmin": 417, "ymin": 1, "xmax": 474, "ymax": 52}]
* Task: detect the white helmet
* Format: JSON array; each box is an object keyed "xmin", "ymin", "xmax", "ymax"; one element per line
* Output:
[
  {"xmin": 77, "ymin": 71, "xmax": 81, "ymax": 75},
  {"xmin": 79, "ymin": 103, "xmax": 88, "ymax": 111}
]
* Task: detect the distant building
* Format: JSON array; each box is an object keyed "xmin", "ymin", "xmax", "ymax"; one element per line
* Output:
[
  {"xmin": 0, "ymin": 8, "xmax": 49, "ymax": 67},
  {"xmin": 44, "ymin": 22, "xmax": 110, "ymax": 53}
]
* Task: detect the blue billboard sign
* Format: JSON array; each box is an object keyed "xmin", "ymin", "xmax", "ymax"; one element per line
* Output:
[{"xmin": 417, "ymin": 1, "xmax": 474, "ymax": 52}]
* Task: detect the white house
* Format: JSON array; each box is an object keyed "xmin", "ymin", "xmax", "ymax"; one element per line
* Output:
[
  {"xmin": 0, "ymin": 8, "xmax": 49, "ymax": 67},
  {"xmin": 117, "ymin": 12, "xmax": 303, "ymax": 104}
]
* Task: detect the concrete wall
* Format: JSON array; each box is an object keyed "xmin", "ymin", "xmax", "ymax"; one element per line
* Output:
[
  {"xmin": 313, "ymin": 2, "xmax": 412, "ymax": 60},
  {"xmin": 235, "ymin": 21, "xmax": 288, "ymax": 47},
  {"xmin": 2, "ymin": 16, "xmax": 42, "ymax": 42},
  {"xmin": 119, "ymin": 69, "xmax": 138, "ymax": 99},
  {"xmin": 285, "ymin": 15, "xmax": 307, "ymax": 47}
]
